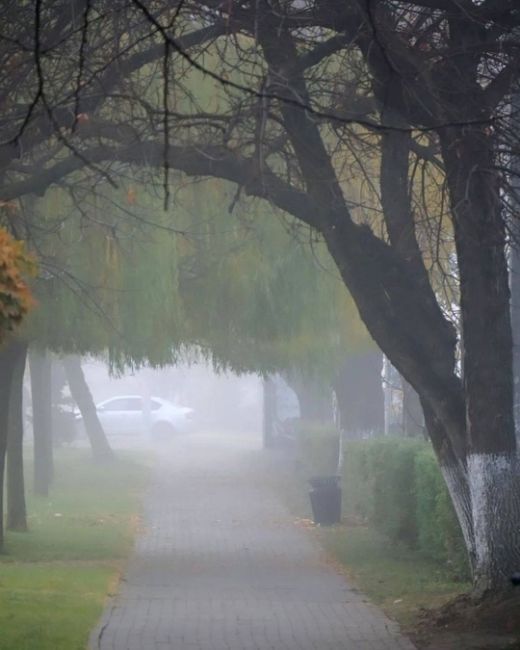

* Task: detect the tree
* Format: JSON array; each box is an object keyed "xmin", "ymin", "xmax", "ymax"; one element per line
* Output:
[
  {"xmin": 29, "ymin": 348, "xmax": 53, "ymax": 496},
  {"xmin": 22, "ymin": 176, "xmax": 369, "ymax": 447},
  {"xmin": 284, "ymin": 371, "xmax": 333, "ymax": 424},
  {"xmin": 0, "ymin": 222, "xmax": 33, "ymax": 543},
  {"xmin": 402, "ymin": 380, "xmax": 425, "ymax": 439},
  {"xmin": 121, "ymin": 2, "xmax": 517, "ymax": 595},
  {"xmin": 0, "ymin": 339, "xmax": 27, "ymax": 548},
  {"xmin": 6, "ymin": 341, "xmax": 29, "ymax": 531},
  {"xmin": 333, "ymin": 352, "xmax": 384, "ymax": 439},
  {"xmin": 262, "ymin": 376, "xmax": 277, "ymax": 449},
  {"xmin": 2, "ymin": 0, "xmax": 520, "ymax": 595},
  {"xmin": 63, "ymin": 355, "xmax": 114, "ymax": 462}
]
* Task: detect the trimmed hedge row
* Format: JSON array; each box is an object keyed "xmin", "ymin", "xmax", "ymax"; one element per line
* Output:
[
  {"xmin": 343, "ymin": 438, "xmax": 469, "ymax": 577},
  {"xmin": 298, "ymin": 432, "xmax": 469, "ymax": 578}
]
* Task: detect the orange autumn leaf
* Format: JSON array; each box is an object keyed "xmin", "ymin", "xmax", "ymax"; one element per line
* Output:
[{"xmin": 0, "ymin": 228, "xmax": 36, "ymax": 340}]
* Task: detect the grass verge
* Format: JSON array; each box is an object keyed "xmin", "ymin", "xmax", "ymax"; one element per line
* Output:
[
  {"xmin": 0, "ymin": 448, "xmax": 152, "ymax": 650},
  {"xmin": 320, "ymin": 523, "xmax": 469, "ymax": 627}
]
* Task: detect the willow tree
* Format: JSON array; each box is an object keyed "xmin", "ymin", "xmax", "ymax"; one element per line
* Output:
[
  {"xmin": 154, "ymin": 177, "xmax": 379, "ymax": 432},
  {"xmin": 0, "ymin": 182, "xmax": 186, "ymax": 540}
]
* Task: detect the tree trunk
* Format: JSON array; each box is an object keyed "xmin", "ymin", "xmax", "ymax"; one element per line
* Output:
[
  {"xmin": 510, "ymin": 90, "xmax": 520, "ymax": 441},
  {"xmin": 322, "ymin": 156, "xmax": 518, "ymax": 591},
  {"xmin": 29, "ymin": 348, "xmax": 53, "ymax": 496},
  {"xmin": 262, "ymin": 376, "xmax": 276, "ymax": 449},
  {"xmin": 422, "ymin": 402, "xmax": 476, "ymax": 572},
  {"xmin": 511, "ymin": 240, "xmax": 520, "ymax": 441},
  {"xmin": 467, "ymin": 452, "xmax": 520, "ymax": 594},
  {"xmin": 284, "ymin": 371, "xmax": 333, "ymax": 424},
  {"xmin": 383, "ymin": 357, "xmax": 402, "ymax": 435},
  {"xmin": 0, "ymin": 339, "xmax": 26, "ymax": 550},
  {"xmin": 333, "ymin": 352, "xmax": 384, "ymax": 438},
  {"xmin": 402, "ymin": 380, "xmax": 425, "ymax": 439},
  {"xmin": 50, "ymin": 359, "xmax": 68, "ymax": 446},
  {"xmin": 6, "ymin": 341, "xmax": 28, "ymax": 531},
  {"xmin": 248, "ymin": 14, "xmax": 518, "ymax": 593},
  {"xmin": 439, "ymin": 125, "xmax": 519, "ymax": 594},
  {"xmin": 63, "ymin": 355, "xmax": 114, "ymax": 462}
]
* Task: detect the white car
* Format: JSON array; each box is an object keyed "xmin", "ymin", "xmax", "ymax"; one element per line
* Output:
[{"xmin": 75, "ymin": 395, "xmax": 194, "ymax": 436}]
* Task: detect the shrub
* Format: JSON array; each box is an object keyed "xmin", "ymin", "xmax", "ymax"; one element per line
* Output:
[
  {"xmin": 343, "ymin": 438, "xmax": 421, "ymax": 546},
  {"xmin": 298, "ymin": 429, "xmax": 469, "ymax": 578},
  {"xmin": 415, "ymin": 449, "xmax": 469, "ymax": 577},
  {"xmin": 341, "ymin": 440, "xmax": 372, "ymax": 523}
]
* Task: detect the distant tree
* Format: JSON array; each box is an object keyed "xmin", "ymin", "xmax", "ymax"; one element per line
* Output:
[
  {"xmin": 333, "ymin": 352, "xmax": 384, "ymax": 439},
  {"xmin": 0, "ymin": 224, "xmax": 33, "ymax": 544},
  {"xmin": 63, "ymin": 355, "xmax": 114, "ymax": 462},
  {"xmin": 0, "ymin": 339, "xmax": 27, "ymax": 548},
  {"xmin": 29, "ymin": 348, "xmax": 53, "ymax": 496},
  {"xmin": 6, "ymin": 341, "xmax": 28, "ymax": 531},
  {"xmin": 284, "ymin": 371, "xmax": 333, "ymax": 424}
]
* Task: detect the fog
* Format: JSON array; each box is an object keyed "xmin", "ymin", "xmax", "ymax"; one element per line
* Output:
[
  {"xmin": 85, "ymin": 361, "xmax": 262, "ymax": 434},
  {"xmin": 3, "ymin": 1, "xmax": 520, "ymax": 647}
]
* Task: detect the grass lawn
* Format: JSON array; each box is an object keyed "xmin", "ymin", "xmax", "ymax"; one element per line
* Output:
[
  {"xmin": 0, "ymin": 447, "xmax": 152, "ymax": 650},
  {"xmin": 320, "ymin": 524, "xmax": 469, "ymax": 628}
]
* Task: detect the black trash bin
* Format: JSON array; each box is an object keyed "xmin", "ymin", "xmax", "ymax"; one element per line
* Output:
[{"xmin": 309, "ymin": 475, "xmax": 341, "ymax": 525}]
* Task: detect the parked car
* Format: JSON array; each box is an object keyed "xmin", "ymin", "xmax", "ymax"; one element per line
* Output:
[{"xmin": 74, "ymin": 395, "xmax": 194, "ymax": 436}]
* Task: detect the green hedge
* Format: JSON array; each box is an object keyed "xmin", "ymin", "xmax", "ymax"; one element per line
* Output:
[
  {"xmin": 298, "ymin": 432, "xmax": 469, "ymax": 578},
  {"xmin": 342, "ymin": 438, "xmax": 469, "ymax": 577}
]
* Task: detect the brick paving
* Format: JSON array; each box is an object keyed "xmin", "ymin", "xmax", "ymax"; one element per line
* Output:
[{"xmin": 90, "ymin": 432, "xmax": 415, "ymax": 650}]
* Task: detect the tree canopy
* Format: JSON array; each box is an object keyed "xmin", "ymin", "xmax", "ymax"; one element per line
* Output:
[{"xmin": 20, "ymin": 177, "xmax": 371, "ymax": 375}]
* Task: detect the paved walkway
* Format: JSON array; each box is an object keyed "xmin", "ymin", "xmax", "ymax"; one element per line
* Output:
[{"xmin": 91, "ymin": 432, "xmax": 415, "ymax": 650}]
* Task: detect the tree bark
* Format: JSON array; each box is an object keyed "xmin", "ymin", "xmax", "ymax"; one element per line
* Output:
[
  {"xmin": 422, "ymin": 402, "xmax": 476, "ymax": 571},
  {"xmin": 441, "ymin": 129, "xmax": 514, "ymax": 455},
  {"xmin": 511, "ymin": 232, "xmax": 520, "ymax": 441},
  {"xmin": 510, "ymin": 91, "xmax": 520, "ymax": 441},
  {"xmin": 63, "ymin": 355, "xmax": 114, "ymax": 462},
  {"xmin": 402, "ymin": 380, "xmax": 425, "ymax": 439},
  {"xmin": 6, "ymin": 341, "xmax": 28, "ymax": 531},
  {"xmin": 467, "ymin": 452, "xmax": 520, "ymax": 594},
  {"xmin": 439, "ymin": 122, "xmax": 519, "ymax": 593},
  {"xmin": 333, "ymin": 352, "xmax": 384, "ymax": 438},
  {"xmin": 29, "ymin": 348, "xmax": 53, "ymax": 496},
  {"xmin": 0, "ymin": 339, "xmax": 27, "ymax": 550},
  {"xmin": 383, "ymin": 357, "xmax": 402, "ymax": 435}
]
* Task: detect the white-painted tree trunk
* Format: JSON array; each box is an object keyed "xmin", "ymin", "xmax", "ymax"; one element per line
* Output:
[
  {"xmin": 439, "ymin": 461, "xmax": 475, "ymax": 569},
  {"xmin": 438, "ymin": 454, "xmax": 520, "ymax": 593},
  {"xmin": 467, "ymin": 452, "xmax": 520, "ymax": 594}
]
